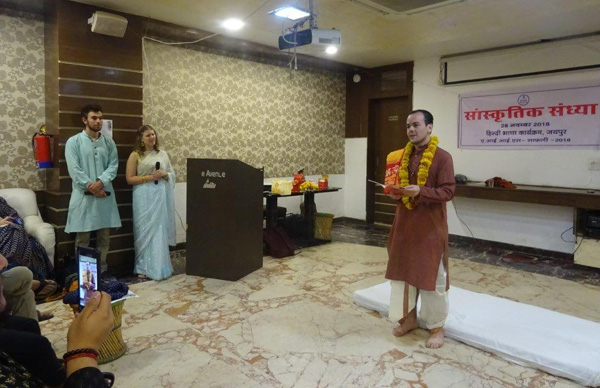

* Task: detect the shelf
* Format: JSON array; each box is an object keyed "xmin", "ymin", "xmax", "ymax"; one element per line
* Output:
[{"xmin": 454, "ymin": 182, "xmax": 600, "ymax": 210}]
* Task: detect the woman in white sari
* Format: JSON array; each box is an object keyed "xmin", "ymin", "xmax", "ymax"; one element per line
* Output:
[{"xmin": 125, "ymin": 125, "xmax": 176, "ymax": 280}]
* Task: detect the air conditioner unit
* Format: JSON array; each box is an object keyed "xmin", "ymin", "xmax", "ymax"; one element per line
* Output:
[
  {"xmin": 348, "ymin": 0, "xmax": 465, "ymax": 15},
  {"xmin": 278, "ymin": 28, "xmax": 341, "ymax": 51},
  {"xmin": 88, "ymin": 11, "xmax": 128, "ymax": 38}
]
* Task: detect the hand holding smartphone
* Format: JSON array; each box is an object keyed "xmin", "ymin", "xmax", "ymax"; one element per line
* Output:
[{"xmin": 77, "ymin": 246, "xmax": 101, "ymax": 311}]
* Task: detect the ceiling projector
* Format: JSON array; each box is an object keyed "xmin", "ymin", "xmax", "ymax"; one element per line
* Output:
[{"xmin": 278, "ymin": 28, "xmax": 341, "ymax": 51}]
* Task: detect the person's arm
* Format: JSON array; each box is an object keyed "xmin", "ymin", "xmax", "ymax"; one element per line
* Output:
[
  {"xmin": 97, "ymin": 139, "xmax": 119, "ymax": 188},
  {"xmin": 125, "ymin": 152, "xmax": 162, "ymax": 184},
  {"xmin": 0, "ymin": 197, "xmax": 19, "ymax": 219},
  {"xmin": 65, "ymin": 137, "xmax": 93, "ymax": 191},
  {"xmin": 125, "ymin": 152, "xmax": 146, "ymax": 185},
  {"xmin": 64, "ymin": 291, "xmax": 113, "ymax": 386},
  {"xmin": 0, "ymin": 253, "xmax": 8, "ymax": 271}
]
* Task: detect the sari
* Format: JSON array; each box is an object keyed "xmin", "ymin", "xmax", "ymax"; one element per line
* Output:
[
  {"xmin": 0, "ymin": 197, "xmax": 54, "ymax": 280},
  {"xmin": 132, "ymin": 150, "xmax": 176, "ymax": 280}
]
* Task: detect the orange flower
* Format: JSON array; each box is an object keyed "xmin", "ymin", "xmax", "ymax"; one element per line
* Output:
[{"xmin": 397, "ymin": 136, "xmax": 438, "ymax": 210}]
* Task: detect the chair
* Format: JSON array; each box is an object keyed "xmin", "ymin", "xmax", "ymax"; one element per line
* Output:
[{"xmin": 0, "ymin": 188, "xmax": 55, "ymax": 265}]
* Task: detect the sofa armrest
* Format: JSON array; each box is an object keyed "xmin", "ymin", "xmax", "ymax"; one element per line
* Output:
[{"xmin": 23, "ymin": 215, "xmax": 56, "ymax": 265}]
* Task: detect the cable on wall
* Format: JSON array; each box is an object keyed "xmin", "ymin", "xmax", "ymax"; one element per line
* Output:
[
  {"xmin": 138, "ymin": 1, "xmax": 275, "ymax": 235},
  {"xmin": 451, "ymin": 198, "xmax": 478, "ymax": 245}
]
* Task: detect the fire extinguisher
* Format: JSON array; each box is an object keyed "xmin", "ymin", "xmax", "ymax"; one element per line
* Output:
[{"xmin": 32, "ymin": 125, "xmax": 52, "ymax": 169}]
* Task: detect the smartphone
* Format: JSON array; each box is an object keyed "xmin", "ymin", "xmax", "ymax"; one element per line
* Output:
[
  {"xmin": 9, "ymin": 215, "xmax": 23, "ymax": 226},
  {"xmin": 77, "ymin": 246, "xmax": 101, "ymax": 310}
]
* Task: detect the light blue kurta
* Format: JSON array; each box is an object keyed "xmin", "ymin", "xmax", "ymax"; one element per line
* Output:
[
  {"xmin": 133, "ymin": 150, "xmax": 175, "ymax": 280},
  {"xmin": 65, "ymin": 131, "xmax": 122, "ymax": 233}
]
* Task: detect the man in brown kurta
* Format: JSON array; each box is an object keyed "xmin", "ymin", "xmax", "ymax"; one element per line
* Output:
[{"xmin": 385, "ymin": 109, "xmax": 455, "ymax": 348}]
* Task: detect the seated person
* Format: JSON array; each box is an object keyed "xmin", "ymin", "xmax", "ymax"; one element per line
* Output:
[
  {"xmin": 0, "ymin": 196, "xmax": 54, "ymax": 282},
  {"xmin": 0, "ymin": 256, "xmax": 114, "ymax": 387},
  {"xmin": 0, "ymin": 253, "xmax": 53, "ymax": 322}
]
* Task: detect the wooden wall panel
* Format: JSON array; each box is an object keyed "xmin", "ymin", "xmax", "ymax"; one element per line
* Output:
[
  {"xmin": 58, "ymin": 129, "xmax": 137, "ymax": 144},
  {"xmin": 59, "ymin": 80, "xmax": 143, "ymax": 101},
  {"xmin": 44, "ymin": 1, "xmax": 60, "ymax": 137},
  {"xmin": 44, "ymin": 0, "xmax": 145, "ymax": 274},
  {"xmin": 345, "ymin": 72, "xmax": 370, "ymax": 138},
  {"xmin": 345, "ymin": 63, "xmax": 413, "ymax": 138},
  {"xmin": 59, "ymin": 112, "xmax": 142, "ymax": 129},
  {"xmin": 59, "ymin": 96, "xmax": 143, "ymax": 115},
  {"xmin": 375, "ymin": 202, "xmax": 397, "ymax": 214},
  {"xmin": 373, "ymin": 212, "xmax": 394, "ymax": 225},
  {"xmin": 56, "ymin": 1, "xmax": 142, "ymax": 62},
  {"xmin": 350, "ymin": 63, "xmax": 413, "ymax": 224},
  {"xmin": 44, "ymin": 207, "xmax": 68, "ymax": 225},
  {"xmin": 59, "ymin": 63, "xmax": 143, "ymax": 85},
  {"xmin": 59, "ymin": 46, "xmax": 141, "ymax": 70}
]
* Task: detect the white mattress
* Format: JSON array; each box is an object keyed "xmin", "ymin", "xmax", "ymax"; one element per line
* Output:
[{"xmin": 353, "ymin": 282, "xmax": 600, "ymax": 387}]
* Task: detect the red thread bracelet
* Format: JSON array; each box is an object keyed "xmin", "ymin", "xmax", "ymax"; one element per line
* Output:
[
  {"xmin": 64, "ymin": 352, "xmax": 98, "ymax": 363},
  {"xmin": 63, "ymin": 348, "xmax": 99, "ymax": 364}
]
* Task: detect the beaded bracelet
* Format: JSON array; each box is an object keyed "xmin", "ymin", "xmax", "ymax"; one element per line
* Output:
[{"xmin": 63, "ymin": 348, "xmax": 99, "ymax": 363}]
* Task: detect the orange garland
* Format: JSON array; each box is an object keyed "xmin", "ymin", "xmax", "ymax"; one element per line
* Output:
[{"xmin": 398, "ymin": 136, "xmax": 438, "ymax": 210}]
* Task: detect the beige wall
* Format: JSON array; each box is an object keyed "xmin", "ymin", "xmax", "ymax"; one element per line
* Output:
[
  {"xmin": 143, "ymin": 40, "xmax": 346, "ymax": 181},
  {"xmin": 0, "ymin": 11, "xmax": 347, "ymax": 189},
  {"xmin": 0, "ymin": 9, "xmax": 46, "ymax": 190}
]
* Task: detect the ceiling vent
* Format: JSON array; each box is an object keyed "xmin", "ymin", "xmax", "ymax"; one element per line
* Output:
[{"xmin": 348, "ymin": 0, "xmax": 465, "ymax": 15}]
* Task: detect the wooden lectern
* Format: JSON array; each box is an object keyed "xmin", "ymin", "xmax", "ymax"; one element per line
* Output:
[{"xmin": 186, "ymin": 159, "xmax": 263, "ymax": 280}]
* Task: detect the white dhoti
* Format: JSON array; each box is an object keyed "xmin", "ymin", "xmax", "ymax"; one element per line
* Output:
[{"xmin": 389, "ymin": 259, "xmax": 448, "ymax": 329}]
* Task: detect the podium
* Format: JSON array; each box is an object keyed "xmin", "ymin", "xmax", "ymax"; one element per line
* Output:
[{"xmin": 186, "ymin": 159, "xmax": 263, "ymax": 281}]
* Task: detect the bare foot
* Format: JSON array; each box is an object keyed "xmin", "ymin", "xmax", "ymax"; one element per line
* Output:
[
  {"xmin": 137, "ymin": 274, "xmax": 147, "ymax": 279},
  {"xmin": 426, "ymin": 327, "xmax": 445, "ymax": 349},
  {"xmin": 393, "ymin": 309, "xmax": 418, "ymax": 337}
]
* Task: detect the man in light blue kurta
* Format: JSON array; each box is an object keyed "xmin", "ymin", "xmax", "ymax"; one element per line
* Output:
[{"xmin": 65, "ymin": 104, "xmax": 121, "ymax": 274}]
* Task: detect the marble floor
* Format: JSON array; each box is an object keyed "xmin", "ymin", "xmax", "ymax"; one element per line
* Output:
[
  {"xmin": 40, "ymin": 231, "xmax": 600, "ymax": 387},
  {"xmin": 331, "ymin": 218, "xmax": 600, "ymax": 287}
]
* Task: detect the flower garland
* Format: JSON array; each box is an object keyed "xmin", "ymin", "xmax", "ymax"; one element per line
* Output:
[{"xmin": 398, "ymin": 136, "xmax": 438, "ymax": 210}]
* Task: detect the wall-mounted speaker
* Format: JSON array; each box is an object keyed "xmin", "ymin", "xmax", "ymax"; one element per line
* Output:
[{"xmin": 88, "ymin": 11, "xmax": 128, "ymax": 38}]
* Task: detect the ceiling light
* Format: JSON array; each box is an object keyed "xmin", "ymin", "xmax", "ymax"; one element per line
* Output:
[
  {"xmin": 222, "ymin": 18, "xmax": 244, "ymax": 30},
  {"xmin": 270, "ymin": 7, "xmax": 311, "ymax": 21},
  {"xmin": 325, "ymin": 46, "xmax": 338, "ymax": 54}
]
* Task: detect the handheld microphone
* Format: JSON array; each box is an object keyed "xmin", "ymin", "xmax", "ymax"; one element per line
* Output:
[
  {"xmin": 84, "ymin": 191, "xmax": 111, "ymax": 196},
  {"xmin": 155, "ymin": 161, "xmax": 160, "ymax": 185}
]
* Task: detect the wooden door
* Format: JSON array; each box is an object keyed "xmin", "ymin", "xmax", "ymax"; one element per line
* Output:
[{"xmin": 367, "ymin": 97, "xmax": 411, "ymax": 226}]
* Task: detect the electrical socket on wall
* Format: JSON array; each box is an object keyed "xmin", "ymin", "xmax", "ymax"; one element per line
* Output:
[{"xmin": 589, "ymin": 159, "xmax": 600, "ymax": 171}]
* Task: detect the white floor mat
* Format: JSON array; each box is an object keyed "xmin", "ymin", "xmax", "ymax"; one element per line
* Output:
[{"xmin": 353, "ymin": 282, "xmax": 600, "ymax": 387}]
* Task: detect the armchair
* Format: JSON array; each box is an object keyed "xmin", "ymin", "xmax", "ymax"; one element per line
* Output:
[{"xmin": 0, "ymin": 188, "xmax": 55, "ymax": 265}]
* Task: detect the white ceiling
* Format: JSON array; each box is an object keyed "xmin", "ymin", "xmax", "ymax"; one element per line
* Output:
[{"xmin": 71, "ymin": 0, "xmax": 600, "ymax": 68}]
